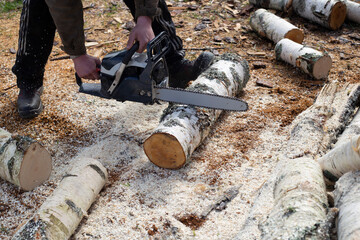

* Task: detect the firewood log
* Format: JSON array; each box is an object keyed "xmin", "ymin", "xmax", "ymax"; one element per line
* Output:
[
  {"xmin": 345, "ymin": 0, "xmax": 360, "ymax": 24},
  {"xmin": 250, "ymin": 9, "xmax": 304, "ymax": 44},
  {"xmin": 249, "ymin": 0, "xmax": 293, "ymax": 12},
  {"xmin": 0, "ymin": 128, "xmax": 52, "ymax": 191},
  {"xmin": 275, "ymin": 38, "xmax": 332, "ymax": 79},
  {"xmin": 292, "ymin": 0, "xmax": 347, "ymax": 30},
  {"xmin": 334, "ymin": 171, "xmax": 360, "ymax": 240},
  {"xmin": 259, "ymin": 157, "xmax": 329, "ymax": 239},
  {"xmin": 143, "ymin": 53, "xmax": 250, "ymax": 169},
  {"xmin": 11, "ymin": 158, "xmax": 108, "ymax": 240}
]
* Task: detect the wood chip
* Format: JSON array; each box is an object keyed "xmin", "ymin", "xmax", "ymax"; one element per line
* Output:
[{"xmin": 256, "ymin": 79, "xmax": 274, "ymax": 88}]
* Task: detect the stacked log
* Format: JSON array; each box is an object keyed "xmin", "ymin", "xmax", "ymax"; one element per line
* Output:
[
  {"xmin": 0, "ymin": 128, "xmax": 52, "ymax": 191},
  {"xmin": 292, "ymin": 0, "xmax": 347, "ymax": 30},
  {"xmin": 143, "ymin": 53, "xmax": 250, "ymax": 169},
  {"xmin": 334, "ymin": 171, "xmax": 360, "ymax": 239},
  {"xmin": 250, "ymin": 9, "xmax": 304, "ymax": 44},
  {"xmin": 12, "ymin": 158, "xmax": 108, "ymax": 240},
  {"xmin": 275, "ymin": 38, "xmax": 332, "ymax": 79},
  {"xmin": 249, "ymin": 0, "xmax": 293, "ymax": 12},
  {"xmin": 345, "ymin": 0, "xmax": 360, "ymax": 24}
]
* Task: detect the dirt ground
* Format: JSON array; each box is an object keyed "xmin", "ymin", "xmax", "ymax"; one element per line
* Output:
[{"xmin": 0, "ymin": 0, "xmax": 359, "ymax": 239}]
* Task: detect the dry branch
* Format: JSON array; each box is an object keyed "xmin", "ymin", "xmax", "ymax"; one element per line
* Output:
[
  {"xmin": 334, "ymin": 171, "xmax": 360, "ymax": 240},
  {"xmin": 345, "ymin": 0, "xmax": 360, "ymax": 24},
  {"xmin": 144, "ymin": 53, "xmax": 250, "ymax": 169},
  {"xmin": 275, "ymin": 38, "xmax": 332, "ymax": 79},
  {"xmin": 292, "ymin": 0, "xmax": 347, "ymax": 30},
  {"xmin": 249, "ymin": 0, "xmax": 293, "ymax": 11},
  {"xmin": 0, "ymin": 128, "xmax": 52, "ymax": 191},
  {"xmin": 250, "ymin": 9, "xmax": 304, "ymax": 44},
  {"xmin": 11, "ymin": 158, "xmax": 108, "ymax": 240}
]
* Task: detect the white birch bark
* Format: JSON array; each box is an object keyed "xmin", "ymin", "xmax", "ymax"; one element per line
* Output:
[
  {"xmin": 292, "ymin": 0, "xmax": 347, "ymax": 30},
  {"xmin": 249, "ymin": 0, "xmax": 293, "ymax": 11},
  {"xmin": 275, "ymin": 38, "xmax": 332, "ymax": 79},
  {"xmin": 11, "ymin": 157, "xmax": 108, "ymax": 240},
  {"xmin": 334, "ymin": 171, "xmax": 360, "ymax": 240},
  {"xmin": 0, "ymin": 128, "xmax": 52, "ymax": 191},
  {"xmin": 250, "ymin": 8, "xmax": 304, "ymax": 44},
  {"xmin": 144, "ymin": 53, "xmax": 250, "ymax": 169},
  {"xmin": 345, "ymin": 0, "xmax": 360, "ymax": 23}
]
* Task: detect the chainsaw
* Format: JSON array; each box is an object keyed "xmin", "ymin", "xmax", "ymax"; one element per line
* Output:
[{"xmin": 75, "ymin": 32, "xmax": 248, "ymax": 111}]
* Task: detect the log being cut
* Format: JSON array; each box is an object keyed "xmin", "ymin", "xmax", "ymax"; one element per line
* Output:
[
  {"xmin": 334, "ymin": 171, "xmax": 360, "ymax": 240},
  {"xmin": 11, "ymin": 158, "xmax": 108, "ymax": 240},
  {"xmin": 250, "ymin": 8, "xmax": 304, "ymax": 44},
  {"xmin": 275, "ymin": 38, "xmax": 332, "ymax": 79},
  {"xmin": 345, "ymin": 0, "xmax": 360, "ymax": 24},
  {"xmin": 0, "ymin": 128, "xmax": 52, "ymax": 191},
  {"xmin": 292, "ymin": 0, "xmax": 347, "ymax": 30},
  {"xmin": 144, "ymin": 53, "xmax": 250, "ymax": 169},
  {"xmin": 249, "ymin": 0, "xmax": 293, "ymax": 11}
]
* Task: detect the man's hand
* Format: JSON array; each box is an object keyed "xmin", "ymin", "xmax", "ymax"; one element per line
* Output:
[
  {"xmin": 126, "ymin": 16, "xmax": 155, "ymax": 53},
  {"xmin": 72, "ymin": 54, "xmax": 101, "ymax": 79}
]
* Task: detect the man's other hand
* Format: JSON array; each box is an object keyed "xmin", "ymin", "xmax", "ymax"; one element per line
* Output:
[
  {"xmin": 126, "ymin": 16, "xmax": 155, "ymax": 53},
  {"xmin": 72, "ymin": 54, "xmax": 101, "ymax": 79}
]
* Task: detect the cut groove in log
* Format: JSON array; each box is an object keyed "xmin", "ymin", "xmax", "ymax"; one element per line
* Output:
[
  {"xmin": 250, "ymin": 8, "xmax": 304, "ymax": 44},
  {"xmin": 11, "ymin": 157, "xmax": 107, "ymax": 240},
  {"xmin": 275, "ymin": 38, "xmax": 332, "ymax": 79},
  {"xmin": 334, "ymin": 171, "xmax": 360, "ymax": 240},
  {"xmin": 249, "ymin": 0, "xmax": 293, "ymax": 12},
  {"xmin": 0, "ymin": 128, "xmax": 52, "ymax": 191},
  {"xmin": 144, "ymin": 53, "xmax": 250, "ymax": 169},
  {"xmin": 345, "ymin": 0, "xmax": 360, "ymax": 24},
  {"xmin": 292, "ymin": 0, "xmax": 347, "ymax": 30}
]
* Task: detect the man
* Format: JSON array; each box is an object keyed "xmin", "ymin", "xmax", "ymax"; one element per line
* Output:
[{"xmin": 12, "ymin": 0, "xmax": 214, "ymax": 119}]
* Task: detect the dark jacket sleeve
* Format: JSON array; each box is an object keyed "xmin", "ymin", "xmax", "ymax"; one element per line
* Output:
[
  {"xmin": 134, "ymin": 0, "xmax": 161, "ymax": 20},
  {"xmin": 45, "ymin": 0, "xmax": 86, "ymax": 56}
]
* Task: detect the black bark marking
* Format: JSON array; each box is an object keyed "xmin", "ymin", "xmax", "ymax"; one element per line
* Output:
[
  {"xmin": 65, "ymin": 199, "xmax": 83, "ymax": 218},
  {"xmin": 89, "ymin": 164, "xmax": 106, "ymax": 180}
]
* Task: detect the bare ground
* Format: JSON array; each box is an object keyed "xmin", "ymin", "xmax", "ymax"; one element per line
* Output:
[{"xmin": 0, "ymin": 0, "xmax": 360, "ymax": 239}]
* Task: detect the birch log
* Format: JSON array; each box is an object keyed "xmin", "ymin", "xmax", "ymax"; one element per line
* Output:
[
  {"xmin": 12, "ymin": 157, "xmax": 108, "ymax": 240},
  {"xmin": 345, "ymin": 0, "xmax": 360, "ymax": 24},
  {"xmin": 334, "ymin": 171, "xmax": 360, "ymax": 240},
  {"xmin": 318, "ymin": 135, "xmax": 360, "ymax": 182},
  {"xmin": 275, "ymin": 38, "xmax": 332, "ymax": 79},
  {"xmin": 0, "ymin": 128, "xmax": 52, "ymax": 191},
  {"xmin": 259, "ymin": 157, "xmax": 329, "ymax": 239},
  {"xmin": 249, "ymin": 0, "xmax": 293, "ymax": 11},
  {"xmin": 292, "ymin": 0, "xmax": 347, "ymax": 30},
  {"xmin": 144, "ymin": 53, "xmax": 250, "ymax": 169},
  {"xmin": 250, "ymin": 9, "xmax": 304, "ymax": 44}
]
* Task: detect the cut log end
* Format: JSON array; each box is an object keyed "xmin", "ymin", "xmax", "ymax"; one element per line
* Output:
[
  {"xmin": 19, "ymin": 142, "xmax": 52, "ymax": 191},
  {"xmin": 312, "ymin": 55, "xmax": 332, "ymax": 79},
  {"xmin": 284, "ymin": 29, "xmax": 304, "ymax": 44},
  {"xmin": 329, "ymin": 2, "xmax": 347, "ymax": 30},
  {"xmin": 144, "ymin": 133, "xmax": 186, "ymax": 169}
]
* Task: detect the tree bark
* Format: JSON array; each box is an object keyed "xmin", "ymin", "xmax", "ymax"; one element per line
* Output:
[
  {"xmin": 0, "ymin": 128, "xmax": 52, "ymax": 191},
  {"xmin": 345, "ymin": 0, "xmax": 360, "ymax": 24},
  {"xmin": 292, "ymin": 0, "xmax": 347, "ymax": 30},
  {"xmin": 143, "ymin": 53, "xmax": 250, "ymax": 169},
  {"xmin": 334, "ymin": 171, "xmax": 360, "ymax": 240},
  {"xmin": 249, "ymin": 0, "xmax": 293, "ymax": 12},
  {"xmin": 275, "ymin": 38, "xmax": 332, "ymax": 79},
  {"xmin": 11, "ymin": 157, "xmax": 108, "ymax": 240},
  {"xmin": 250, "ymin": 8, "xmax": 304, "ymax": 44}
]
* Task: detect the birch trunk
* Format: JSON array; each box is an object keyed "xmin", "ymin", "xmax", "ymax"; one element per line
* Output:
[
  {"xmin": 318, "ymin": 135, "xmax": 360, "ymax": 182},
  {"xmin": 292, "ymin": 0, "xmax": 347, "ymax": 30},
  {"xmin": 143, "ymin": 53, "xmax": 250, "ymax": 169},
  {"xmin": 334, "ymin": 171, "xmax": 360, "ymax": 240},
  {"xmin": 345, "ymin": 0, "xmax": 360, "ymax": 24},
  {"xmin": 275, "ymin": 38, "xmax": 332, "ymax": 79},
  {"xmin": 0, "ymin": 128, "xmax": 52, "ymax": 191},
  {"xmin": 250, "ymin": 9, "xmax": 304, "ymax": 44},
  {"xmin": 249, "ymin": 0, "xmax": 293, "ymax": 11},
  {"xmin": 11, "ymin": 157, "xmax": 108, "ymax": 240},
  {"xmin": 259, "ymin": 157, "xmax": 329, "ymax": 239}
]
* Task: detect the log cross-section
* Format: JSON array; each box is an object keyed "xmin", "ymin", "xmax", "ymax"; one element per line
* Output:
[{"xmin": 144, "ymin": 53, "xmax": 250, "ymax": 169}]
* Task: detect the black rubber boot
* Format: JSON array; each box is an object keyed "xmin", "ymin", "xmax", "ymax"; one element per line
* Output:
[
  {"xmin": 168, "ymin": 51, "xmax": 215, "ymax": 89},
  {"xmin": 17, "ymin": 86, "xmax": 44, "ymax": 119}
]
